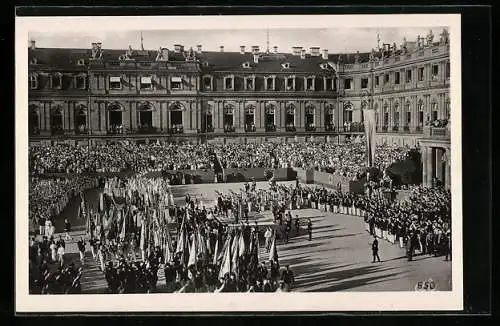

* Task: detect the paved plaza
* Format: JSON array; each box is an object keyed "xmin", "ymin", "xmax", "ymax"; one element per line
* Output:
[{"xmin": 45, "ymin": 181, "xmax": 452, "ymax": 293}]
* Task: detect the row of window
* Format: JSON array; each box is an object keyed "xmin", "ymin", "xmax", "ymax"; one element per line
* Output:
[
  {"xmin": 343, "ymin": 62, "xmax": 450, "ymax": 90},
  {"xmin": 29, "ymin": 73, "xmax": 87, "ymax": 90},
  {"xmin": 30, "ymin": 62, "xmax": 450, "ymax": 92}
]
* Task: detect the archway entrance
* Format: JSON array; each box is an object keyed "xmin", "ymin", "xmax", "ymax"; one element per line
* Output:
[
  {"xmin": 285, "ymin": 105, "xmax": 295, "ymax": 131},
  {"xmin": 325, "ymin": 106, "xmax": 334, "ymax": 131},
  {"xmin": 108, "ymin": 102, "xmax": 124, "ymax": 134},
  {"xmin": 245, "ymin": 106, "xmax": 255, "ymax": 132},
  {"xmin": 51, "ymin": 109, "xmax": 63, "ymax": 135},
  {"xmin": 223, "ymin": 106, "xmax": 234, "ymax": 132},
  {"xmin": 305, "ymin": 105, "xmax": 315, "ymax": 131},
  {"xmin": 76, "ymin": 107, "xmax": 87, "ymax": 134},
  {"xmin": 265, "ymin": 105, "xmax": 275, "ymax": 132},
  {"xmin": 169, "ymin": 102, "xmax": 184, "ymax": 134}
]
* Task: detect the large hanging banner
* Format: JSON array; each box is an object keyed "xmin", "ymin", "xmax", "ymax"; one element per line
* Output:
[{"xmin": 364, "ymin": 109, "xmax": 377, "ymax": 167}]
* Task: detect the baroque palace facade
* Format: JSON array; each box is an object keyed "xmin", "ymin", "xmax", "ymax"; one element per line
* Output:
[{"xmin": 27, "ymin": 28, "xmax": 451, "ymax": 188}]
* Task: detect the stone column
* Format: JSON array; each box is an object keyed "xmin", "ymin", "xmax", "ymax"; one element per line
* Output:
[
  {"xmin": 256, "ymin": 101, "xmax": 264, "ymax": 131},
  {"xmin": 159, "ymin": 102, "xmax": 164, "ymax": 131},
  {"xmin": 130, "ymin": 102, "xmax": 137, "ymax": 130},
  {"xmin": 421, "ymin": 145, "xmax": 428, "ymax": 186},
  {"xmin": 234, "ymin": 102, "xmax": 243, "ymax": 132},
  {"xmin": 100, "ymin": 103, "xmax": 106, "ymax": 132},
  {"xmin": 164, "ymin": 102, "xmax": 170, "ymax": 131},
  {"xmin": 197, "ymin": 100, "xmax": 201, "ymax": 133},
  {"xmin": 426, "ymin": 147, "xmax": 434, "ymax": 186},
  {"xmin": 214, "ymin": 101, "xmax": 222, "ymax": 133},
  {"xmin": 316, "ymin": 102, "xmax": 324, "ymax": 131},
  {"xmin": 296, "ymin": 101, "xmax": 304, "ymax": 131},
  {"xmin": 69, "ymin": 102, "xmax": 75, "ymax": 133},
  {"xmin": 122, "ymin": 102, "xmax": 130, "ymax": 131},
  {"xmin": 279, "ymin": 102, "xmax": 285, "ymax": 131},
  {"xmin": 435, "ymin": 147, "xmax": 444, "ymax": 183},
  {"xmin": 337, "ymin": 100, "xmax": 344, "ymax": 132}
]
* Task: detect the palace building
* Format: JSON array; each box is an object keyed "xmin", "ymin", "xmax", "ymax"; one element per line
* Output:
[{"xmin": 27, "ymin": 28, "xmax": 451, "ymax": 188}]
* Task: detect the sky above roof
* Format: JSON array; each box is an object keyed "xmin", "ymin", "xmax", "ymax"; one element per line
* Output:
[{"xmin": 29, "ymin": 27, "xmax": 445, "ymax": 54}]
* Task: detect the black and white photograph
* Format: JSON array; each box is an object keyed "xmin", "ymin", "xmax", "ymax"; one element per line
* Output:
[{"xmin": 15, "ymin": 14, "xmax": 463, "ymax": 312}]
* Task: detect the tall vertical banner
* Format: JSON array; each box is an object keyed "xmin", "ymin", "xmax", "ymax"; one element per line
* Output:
[{"xmin": 364, "ymin": 108, "xmax": 377, "ymax": 167}]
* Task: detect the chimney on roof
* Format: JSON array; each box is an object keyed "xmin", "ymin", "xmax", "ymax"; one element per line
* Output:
[
  {"xmin": 273, "ymin": 46, "xmax": 278, "ymax": 53},
  {"xmin": 253, "ymin": 53, "xmax": 259, "ymax": 64},
  {"xmin": 292, "ymin": 46, "xmax": 303, "ymax": 56},
  {"xmin": 220, "ymin": 45, "xmax": 224, "ymax": 52},
  {"xmin": 251, "ymin": 46, "xmax": 260, "ymax": 54},
  {"xmin": 174, "ymin": 44, "xmax": 184, "ymax": 53},
  {"xmin": 197, "ymin": 45, "xmax": 202, "ymax": 53},
  {"xmin": 310, "ymin": 47, "xmax": 320, "ymax": 56},
  {"xmin": 240, "ymin": 46, "xmax": 246, "ymax": 54},
  {"xmin": 29, "ymin": 40, "xmax": 36, "ymax": 50},
  {"xmin": 301, "ymin": 49, "xmax": 306, "ymax": 59},
  {"xmin": 322, "ymin": 49, "xmax": 328, "ymax": 60}
]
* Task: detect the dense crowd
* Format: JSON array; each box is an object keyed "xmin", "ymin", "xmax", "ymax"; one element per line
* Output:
[
  {"xmin": 29, "ymin": 235, "xmax": 83, "ymax": 294},
  {"xmin": 29, "ymin": 177, "xmax": 99, "ymax": 233},
  {"xmin": 29, "ymin": 141, "xmax": 417, "ymax": 181},
  {"xmin": 29, "ymin": 143, "xmax": 216, "ymax": 175}
]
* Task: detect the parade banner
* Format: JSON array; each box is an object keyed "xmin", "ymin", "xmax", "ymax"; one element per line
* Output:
[{"xmin": 364, "ymin": 108, "xmax": 377, "ymax": 167}]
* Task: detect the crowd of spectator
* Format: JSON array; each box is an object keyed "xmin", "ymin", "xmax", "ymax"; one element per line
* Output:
[
  {"xmin": 29, "ymin": 141, "xmax": 417, "ymax": 182},
  {"xmin": 29, "ymin": 177, "xmax": 99, "ymax": 232},
  {"xmin": 29, "ymin": 143, "xmax": 216, "ymax": 175}
]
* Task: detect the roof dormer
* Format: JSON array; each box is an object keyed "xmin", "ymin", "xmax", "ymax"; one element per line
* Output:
[{"xmin": 281, "ymin": 62, "xmax": 291, "ymax": 69}]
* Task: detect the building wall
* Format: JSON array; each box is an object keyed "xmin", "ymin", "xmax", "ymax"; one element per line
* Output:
[{"xmin": 28, "ymin": 43, "xmax": 450, "ymax": 143}]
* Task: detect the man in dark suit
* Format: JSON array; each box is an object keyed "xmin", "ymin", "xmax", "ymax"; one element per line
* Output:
[{"xmin": 371, "ymin": 236, "xmax": 381, "ymax": 263}]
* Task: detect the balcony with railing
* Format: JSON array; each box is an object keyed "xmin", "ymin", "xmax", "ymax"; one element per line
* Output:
[
  {"xmin": 424, "ymin": 119, "xmax": 450, "ymax": 139},
  {"xmin": 285, "ymin": 125, "xmax": 296, "ymax": 132},
  {"xmin": 75, "ymin": 125, "xmax": 90, "ymax": 135},
  {"xmin": 245, "ymin": 124, "xmax": 256, "ymax": 132},
  {"xmin": 107, "ymin": 125, "xmax": 124, "ymax": 135},
  {"xmin": 325, "ymin": 124, "xmax": 336, "ymax": 132},
  {"xmin": 265, "ymin": 124, "xmax": 277, "ymax": 132},
  {"xmin": 30, "ymin": 127, "xmax": 41, "ymax": 136},
  {"xmin": 169, "ymin": 125, "xmax": 184, "ymax": 134},
  {"xmin": 305, "ymin": 124, "xmax": 316, "ymax": 132},
  {"xmin": 202, "ymin": 125, "xmax": 214, "ymax": 133},
  {"xmin": 136, "ymin": 126, "xmax": 159, "ymax": 134},
  {"xmin": 223, "ymin": 125, "xmax": 236, "ymax": 133},
  {"xmin": 51, "ymin": 126, "xmax": 65, "ymax": 135}
]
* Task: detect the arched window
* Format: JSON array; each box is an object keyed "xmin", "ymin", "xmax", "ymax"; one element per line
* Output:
[
  {"xmin": 344, "ymin": 102, "xmax": 353, "ymax": 123},
  {"xmin": 305, "ymin": 104, "xmax": 315, "ymax": 131},
  {"xmin": 138, "ymin": 102, "xmax": 154, "ymax": 132},
  {"xmin": 383, "ymin": 103, "xmax": 389, "ymax": 130},
  {"xmin": 75, "ymin": 105, "xmax": 87, "ymax": 134},
  {"xmin": 405, "ymin": 101, "xmax": 411, "ymax": 128},
  {"xmin": 51, "ymin": 72, "xmax": 62, "ymax": 89},
  {"xmin": 431, "ymin": 101, "xmax": 438, "ymax": 121},
  {"xmin": 223, "ymin": 105, "xmax": 235, "ymax": 132},
  {"xmin": 107, "ymin": 102, "xmax": 124, "ymax": 134},
  {"xmin": 245, "ymin": 105, "xmax": 256, "ymax": 132},
  {"xmin": 417, "ymin": 99, "xmax": 424, "ymax": 127},
  {"xmin": 285, "ymin": 104, "xmax": 296, "ymax": 131},
  {"xmin": 205, "ymin": 105, "xmax": 213, "ymax": 132},
  {"xmin": 393, "ymin": 102, "xmax": 400, "ymax": 130},
  {"xmin": 169, "ymin": 102, "xmax": 184, "ymax": 133},
  {"xmin": 51, "ymin": 106, "xmax": 63, "ymax": 134},
  {"xmin": 265, "ymin": 104, "xmax": 276, "ymax": 131},
  {"xmin": 325, "ymin": 104, "xmax": 335, "ymax": 131},
  {"xmin": 29, "ymin": 73, "xmax": 38, "ymax": 90}
]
